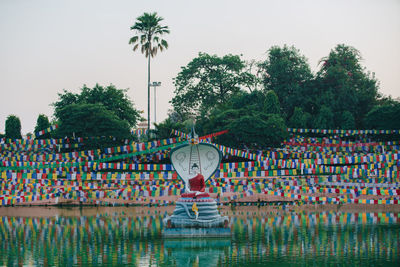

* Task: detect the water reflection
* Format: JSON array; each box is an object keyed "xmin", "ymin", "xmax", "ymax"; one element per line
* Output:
[
  {"xmin": 0, "ymin": 209, "xmax": 399, "ymax": 266},
  {"xmin": 164, "ymin": 239, "xmax": 231, "ymax": 267}
]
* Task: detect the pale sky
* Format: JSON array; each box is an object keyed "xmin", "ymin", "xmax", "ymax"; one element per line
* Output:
[{"xmin": 1, "ymin": 0, "xmax": 399, "ymax": 134}]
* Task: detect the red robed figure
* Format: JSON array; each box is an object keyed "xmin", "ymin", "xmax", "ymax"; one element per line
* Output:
[{"xmin": 189, "ymin": 173, "xmax": 206, "ymax": 192}]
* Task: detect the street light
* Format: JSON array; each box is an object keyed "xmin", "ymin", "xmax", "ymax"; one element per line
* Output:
[{"xmin": 150, "ymin": 81, "xmax": 161, "ymax": 126}]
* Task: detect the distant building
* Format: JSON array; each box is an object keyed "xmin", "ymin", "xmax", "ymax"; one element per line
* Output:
[{"xmin": 137, "ymin": 120, "xmax": 148, "ymax": 130}]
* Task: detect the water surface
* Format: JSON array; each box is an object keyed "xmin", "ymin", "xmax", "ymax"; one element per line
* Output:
[{"xmin": 0, "ymin": 206, "xmax": 399, "ymax": 266}]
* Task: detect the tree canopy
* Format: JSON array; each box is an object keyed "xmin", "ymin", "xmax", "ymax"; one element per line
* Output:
[
  {"xmin": 265, "ymin": 90, "xmax": 281, "ymax": 115},
  {"xmin": 53, "ymin": 84, "xmax": 141, "ymax": 128},
  {"xmin": 34, "ymin": 114, "xmax": 51, "ymax": 139},
  {"xmin": 129, "ymin": 12, "xmax": 169, "ymax": 58},
  {"xmin": 255, "ymin": 44, "xmax": 381, "ymax": 129},
  {"xmin": 162, "ymin": 43, "xmax": 392, "ymax": 149},
  {"xmin": 55, "ymin": 104, "xmax": 132, "ymax": 146},
  {"xmin": 153, "ymin": 118, "xmax": 184, "ymax": 140},
  {"xmin": 288, "ymin": 107, "xmax": 309, "ymax": 128},
  {"xmin": 171, "ymin": 53, "xmax": 257, "ymax": 119},
  {"xmin": 259, "ymin": 45, "xmax": 313, "ymax": 119},
  {"xmin": 5, "ymin": 115, "xmax": 22, "ymax": 139},
  {"xmin": 197, "ymin": 90, "xmax": 288, "ymax": 149},
  {"xmin": 316, "ymin": 44, "xmax": 379, "ymax": 127},
  {"xmin": 364, "ymin": 101, "xmax": 400, "ymax": 130}
]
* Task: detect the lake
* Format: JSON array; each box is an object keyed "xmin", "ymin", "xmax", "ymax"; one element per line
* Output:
[{"xmin": 0, "ymin": 206, "xmax": 399, "ymax": 266}]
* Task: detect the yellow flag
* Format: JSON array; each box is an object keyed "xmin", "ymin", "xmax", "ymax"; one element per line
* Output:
[{"xmin": 192, "ymin": 202, "xmax": 199, "ymax": 219}]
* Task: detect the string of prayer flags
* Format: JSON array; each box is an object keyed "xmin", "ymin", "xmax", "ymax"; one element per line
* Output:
[
  {"xmin": 34, "ymin": 124, "xmax": 59, "ymax": 137},
  {"xmin": 287, "ymin": 128, "xmax": 400, "ymax": 135}
]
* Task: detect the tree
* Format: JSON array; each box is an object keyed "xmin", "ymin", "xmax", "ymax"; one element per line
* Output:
[
  {"xmin": 153, "ymin": 118, "xmax": 185, "ymax": 140},
  {"xmin": 228, "ymin": 113, "xmax": 287, "ymax": 148},
  {"xmin": 265, "ymin": 90, "xmax": 280, "ymax": 114},
  {"xmin": 55, "ymin": 104, "xmax": 132, "ymax": 149},
  {"xmin": 34, "ymin": 114, "xmax": 51, "ymax": 139},
  {"xmin": 53, "ymin": 84, "xmax": 141, "ymax": 128},
  {"xmin": 171, "ymin": 53, "xmax": 257, "ymax": 119},
  {"xmin": 364, "ymin": 102, "xmax": 400, "ymax": 130},
  {"xmin": 312, "ymin": 105, "xmax": 334, "ymax": 129},
  {"xmin": 198, "ymin": 90, "xmax": 288, "ymax": 149},
  {"xmin": 226, "ymin": 90, "xmax": 268, "ymax": 115},
  {"xmin": 259, "ymin": 45, "xmax": 313, "ymax": 119},
  {"xmin": 129, "ymin": 12, "xmax": 170, "ymax": 130},
  {"xmin": 338, "ymin": 111, "xmax": 355, "ymax": 129},
  {"xmin": 376, "ymin": 95, "xmax": 399, "ymax": 106},
  {"xmin": 5, "ymin": 115, "xmax": 22, "ymax": 139},
  {"xmin": 316, "ymin": 44, "xmax": 379, "ymax": 127},
  {"xmin": 288, "ymin": 107, "xmax": 308, "ymax": 128}
]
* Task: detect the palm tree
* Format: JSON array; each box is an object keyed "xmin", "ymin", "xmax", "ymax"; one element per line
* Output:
[{"xmin": 129, "ymin": 12, "xmax": 170, "ymax": 131}]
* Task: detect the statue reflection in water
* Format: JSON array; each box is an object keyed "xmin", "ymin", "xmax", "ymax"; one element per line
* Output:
[{"xmin": 164, "ymin": 239, "xmax": 231, "ymax": 267}]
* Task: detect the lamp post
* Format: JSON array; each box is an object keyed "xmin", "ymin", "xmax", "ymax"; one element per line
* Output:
[{"xmin": 150, "ymin": 81, "xmax": 161, "ymax": 126}]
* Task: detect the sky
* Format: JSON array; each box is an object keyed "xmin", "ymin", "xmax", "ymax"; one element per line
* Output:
[{"xmin": 0, "ymin": 0, "xmax": 399, "ymax": 134}]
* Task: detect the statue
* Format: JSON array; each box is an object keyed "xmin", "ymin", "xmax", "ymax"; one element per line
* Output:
[
  {"xmin": 163, "ymin": 127, "xmax": 229, "ymax": 236},
  {"xmin": 188, "ymin": 172, "xmax": 205, "ymax": 192}
]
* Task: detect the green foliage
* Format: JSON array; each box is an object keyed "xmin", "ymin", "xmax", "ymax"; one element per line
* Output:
[
  {"xmin": 198, "ymin": 90, "xmax": 287, "ymax": 149},
  {"xmin": 53, "ymin": 84, "xmax": 141, "ymax": 128},
  {"xmin": 55, "ymin": 104, "xmax": 132, "ymax": 149},
  {"xmin": 228, "ymin": 90, "xmax": 268, "ymax": 113},
  {"xmin": 129, "ymin": 12, "xmax": 169, "ymax": 58},
  {"xmin": 34, "ymin": 114, "xmax": 51, "ymax": 139},
  {"xmin": 338, "ymin": 111, "xmax": 355, "ymax": 129},
  {"xmin": 303, "ymin": 112, "xmax": 312, "ymax": 128},
  {"xmin": 364, "ymin": 102, "xmax": 400, "ymax": 129},
  {"xmin": 262, "ymin": 114, "xmax": 288, "ymax": 146},
  {"xmin": 265, "ymin": 90, "xmax": 280, "ymax": 114},
  {"xmin": 162, "ymin": 43, "xmax": 393, "ymax": 149},
  {"xmin": 153, "ymin": 118, "xmax": 185, "ymax": 140},
  {"xmin": 316, "ymin": 44, "xmax": 379, "ymax": 127},
  {"xmin": 257, "ymin": 44, "xmax": 380, "ymax": 129},
  {"xmin": 313, "ymin": 105, "xmax": 334, "ymax": 129},
  {"xmin": 259, "ymin": 45, "xmax": 313, "ymax": 118},
  {"xmin": 5, "ymin": 115, "xmax": 22, "ymax": 139},
  {"xmin": 171, "ymin": 53, "xmax": 257, "ymax": 118},
  {"xmin": 228, "ymin": 114, "xmax": 287, "ymax": 148},
  {"xmin": 288, "ymin": 107, "xmax": 308, "ymax": 128},
  {"xmin": 376, "ymin": 95, "xmax": 398, "ymax": 106}
]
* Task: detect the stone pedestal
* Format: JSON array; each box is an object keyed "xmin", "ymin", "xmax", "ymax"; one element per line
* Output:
[{"xmin": 163, "ymin": 196, "xmax": 229, "ymax": 237}]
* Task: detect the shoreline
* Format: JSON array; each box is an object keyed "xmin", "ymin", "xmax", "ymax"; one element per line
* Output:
[
  {"xmin": 1, "ymin": 202, "xmax": 400, "ymax": 218},
  {"xmin": 2, "ymin": 190, "xmax": 398, "ymax": 207}
]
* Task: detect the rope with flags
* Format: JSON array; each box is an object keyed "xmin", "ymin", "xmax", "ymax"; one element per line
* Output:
[
  {"xmin": 1, "ymin": 127, "xmax": 399, "ymax": 206},
  {"xmin": 287, "ymin": 128, "xmax": 400, "ymax": 135},
  {"xmin": 34, "ymin": 124, "xmax": 59, "ymax": 138}
]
